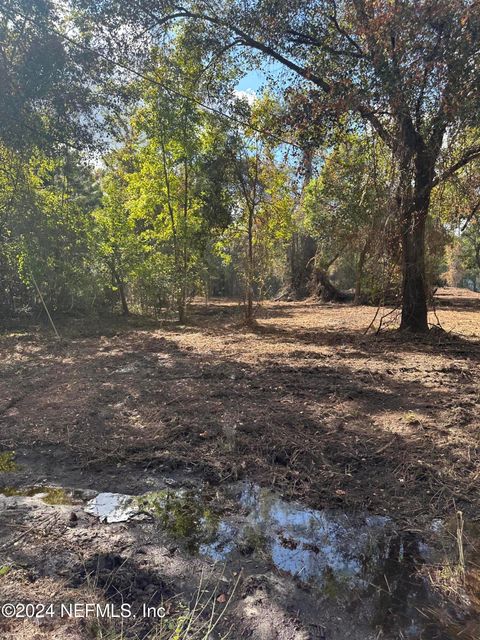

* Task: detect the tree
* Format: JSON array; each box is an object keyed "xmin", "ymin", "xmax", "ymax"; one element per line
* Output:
[
  {"xmin": 219, "ymin": 133, "xmax": 294, "ymax": 323},
  {"xmin": 94, "ymin": 140, "xmax": 142, "ymax": 316},
  {"xmin": 110, "ymin": 0, "xmax": 480, "ymax": 332},
  {"xmin": 113, "ymin": 37, "xmax": 237, "ymax": 321},
  {"xmin": 459, "ymin": 222, "xmax": 480, "ymax": 290},
  {"xmin": 304, "ymin": 133, "xmax": 392, "ymax": 303},
  {"xmin": 0, "ymin": 143, "xmax": 102, "ymax": 316},
  {"xmin": 0, "ymin": 0, "xmax": 101, "ymax": 153},
  {"xmin": 431, "ymin": 134, "xmax": 480, "ymax": 289},
  {"xmin": 0, "ymin": 0, "xmax": 108, "ymax": 317}
]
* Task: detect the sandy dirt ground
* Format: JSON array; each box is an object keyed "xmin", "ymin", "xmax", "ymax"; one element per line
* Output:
[{"xmin": 0, "ymin": 287, "xmax": 479, "ymax": 639}]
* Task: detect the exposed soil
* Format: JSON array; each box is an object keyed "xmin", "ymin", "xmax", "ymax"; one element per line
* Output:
[
  {"xmin": 0, "ymin": 287, "xmax": 479, "ymax": 639},
  {"xmin": 1, "ymin": 287, "xmax": 479, "ymax": 518}
]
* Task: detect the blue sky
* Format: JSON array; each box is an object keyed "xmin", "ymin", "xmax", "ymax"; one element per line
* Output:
[
  {"xmin": 235, "ymin": 60, "xmax": 286, "ymax": 95},
  {"xmin": 236, "ymin": 70, "xmax": 264, "ymax": 93}
]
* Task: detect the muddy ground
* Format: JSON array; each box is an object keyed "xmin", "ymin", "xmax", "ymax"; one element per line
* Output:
[{"xmin": 0, "ymin": 288, "xmax": 479, "ymax": 639}]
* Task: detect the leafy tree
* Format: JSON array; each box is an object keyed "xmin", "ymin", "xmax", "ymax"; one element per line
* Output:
[
  {"xmin": 103, "ymin": 39, "xmax": 237, "ymax": 320},
  {"xmin": 0, "ymin": 0, "xmax": 101, "ymax": 153},
  {"xmin": 431, "ymin": 134, "xmax": 480, "ymax": 290},
  {"xmin": 220, "ymin": 134, "xmax": 294, "ymax": 323},
  {"xmin": 0, "ymin": 144, "xmax": 102, "ymax": 316},
  {"xmin": 459, "ymin": 223, "xmax": 480, "ymax": 290},
  {"xmin": 0, "ymin": 0, "xmax": 108, "ymax": 317},
  {"xmin": 94, "ymin": 139, "xmax": 143, "ymax": 316},
  {"xmin": 304, "ymin": 134, "xmax": 393, "ymax": 303},
  {"xmin": 0, "ymin": 144, "xmax": 34, "ymax": 314},
  {"xmin": 115, "ymin": 0, "xmax": 480, "ymax": 331}
]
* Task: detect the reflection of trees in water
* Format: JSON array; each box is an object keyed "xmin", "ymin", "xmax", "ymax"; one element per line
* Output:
[{"xmin": 371, "ymin": 533, "xmax": 444, "ymax": 638}]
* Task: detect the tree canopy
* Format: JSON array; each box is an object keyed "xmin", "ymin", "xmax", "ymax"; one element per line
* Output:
[{"xmin": 0, "ymin": 0, "xmax": 479, "ymax": 329}]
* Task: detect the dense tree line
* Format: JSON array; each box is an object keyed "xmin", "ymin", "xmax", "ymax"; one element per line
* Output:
[{"xmin": 0, "ymin": 0, "xmax": 479, "ymax": 330}]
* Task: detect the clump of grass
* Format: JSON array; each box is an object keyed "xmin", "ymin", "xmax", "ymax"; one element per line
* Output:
[
  {"xmin": 403, "ymin": 411, "xmax": 421, "ymax": 425},
  {"xmin": 87, "ymin": 569, "xmax": 240, "ymax": 640},
  {"xmin": 0, "ymin": 485, "xmax": 73, "ymax": 504},
  {"xmin": 0, "ymin": 565, "xmax": 12, "ymax": 577},
  {"xmin": 424, "ymin": 511, "xmax": 475, "ymax": 608},
  {"xmin": 41, "ymin": 487, "xmax": 74, "ymax": 505},
  {"xmin": 0, "ymin": 451, "xmax": 18, "ymax": 472}
]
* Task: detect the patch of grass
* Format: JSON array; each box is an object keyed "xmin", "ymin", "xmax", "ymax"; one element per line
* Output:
[
  {"xmin": 403, "ymin": 411, "xmax": 421, "ymax": 425},
  {"xmin": 0, "ymin": 485, "xmax": 73, "ymax": 504},
  {"xmin": 0, "ymin": 451, "xmax": 18, "ymax": 472},
  {"xmin": 0, "ymin": 565, "xmax": 11, "ymax": 577},
  {"xmin": 87, "ymin": 569, "xmax": 239, "ymax": 640}
]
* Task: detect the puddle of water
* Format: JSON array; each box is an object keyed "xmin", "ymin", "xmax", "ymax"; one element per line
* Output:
[
  {"xmin": 85, "ymin": 492, "xmax": 138, "ymax": 523},
  {"xmin": 235, "ymin": 484, "xmax": 393, "ymax": 584},
  {"xmin": 135, "ymin": 483, "xmax": 432, "ymax": 584},
  {"xmin": 0, "ymin": 486, "xmax": 74, "ymax": 504},
  {"xmin": 136, "ymin": 490, "xmax": 221, "ymax": 554},
  {"xmin": 134, "ymin": 483, "xmax": 477, "ymax": 639},
  {"xmin": 0, "ymin": 452, "xmax": 18, "ymax": 472},
  {"xmin": 79, "ymin": 482, "xmax": 478, "ymax": 638}
]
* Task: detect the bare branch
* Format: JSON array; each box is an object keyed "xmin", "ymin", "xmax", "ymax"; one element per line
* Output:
[
  {"xmin": 461, "ymin": 198, "xmax": 480, "ymax": 232},
  {"xmin": 286, "ymin": 28, "xmax": 364, "ymax": 59},
  {"xmin": 434, "ymin": 145, "xmax": 480, "ymax": 187}
]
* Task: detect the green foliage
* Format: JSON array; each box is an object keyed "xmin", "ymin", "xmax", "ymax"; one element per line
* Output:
[
  {"xmin": 0, "ymin": 451, "xmax": 17, "ymax": 472},
  {"xmin": 460, "ymin": 224, "xmax": 480, "ymax": 290},
  {"xmin": 0, "ymin": 0, "xmax": 101, "ymax": 152},
  {"xmin": 304, "ymin": 135, "xmax": 387, "ymax": 257},
  {"xmin": 430, "ymin": 134, "xmax": 480, "ymax": 290},
  {"xmin": 92, "ymin": 35, "xmax": 239, "ymax": 318},
  {"xmin": 303, "ymin": 134, "xmax": 396, "ymax": 302},
  {"xmin": 0, "ymin": 142, "xmax": 104, "ymax": 316},
  {"xmin": 0, "ymin": 565, "xmax": 11, "ymax": 578},
  {"xmin": 218, "ymin": 138, "xmax": 294, "ymax": 312},
  {"xmin": 1, "ymin": 3, "xmax": 480, "ymax": 324}
]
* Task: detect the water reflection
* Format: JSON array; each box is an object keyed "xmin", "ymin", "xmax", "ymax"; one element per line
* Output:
[
  {"xmin": 138, "ymin": 483, "xmax": 470, "ymax": 638},
  {"xmin": 233, "ymin": 483, "xmax": 393, "ymax": 584},
  {"xmin": 85, "ymin": 492, "xmax": 137, "ymax": 523},
  {"xmin": 79, "ymin": 481, "xmax": 477, "ymax": 639}
]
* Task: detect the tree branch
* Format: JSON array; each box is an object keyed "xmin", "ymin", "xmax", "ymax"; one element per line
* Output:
[
  {"xmin": 355, "ymin": 103, "xmax": 394, "ymax": 148},
  {"xmin": 461, "ymin": 198, "xmax": 480, "ymax": 232},
  {"xmin": 142, "ymin": 3, "xmax": 394, "ymax": 147},
  {"xmin": 327, "ymin": 11, "xmax": 365, "ymax": 58},
  {"xmin": 286, "ymin": 28, "xmax": 364, "ymax": 59},
  {"xmin": 433, "ymin": 145, "xmax": 480, "ymax": 187},
  {"xmin": 141, "ymin": 5, "xmax": 332, "ymax": 92}
]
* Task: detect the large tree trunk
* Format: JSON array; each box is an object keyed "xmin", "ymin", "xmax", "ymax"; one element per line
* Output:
[
  {"xmin": 314, "ymin": 268, "xmax": 348, "ymax": 302},
  {"xmin": 398, "ymin": 155, "xmax": 433, "ymax": 333},
  {"xmin": 399, "ymin": 211, "xmax": 428, "ymax": 331},
  {"xmin": 285, "ymin": 232, "xmax": 317, "ymax": 299}
]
